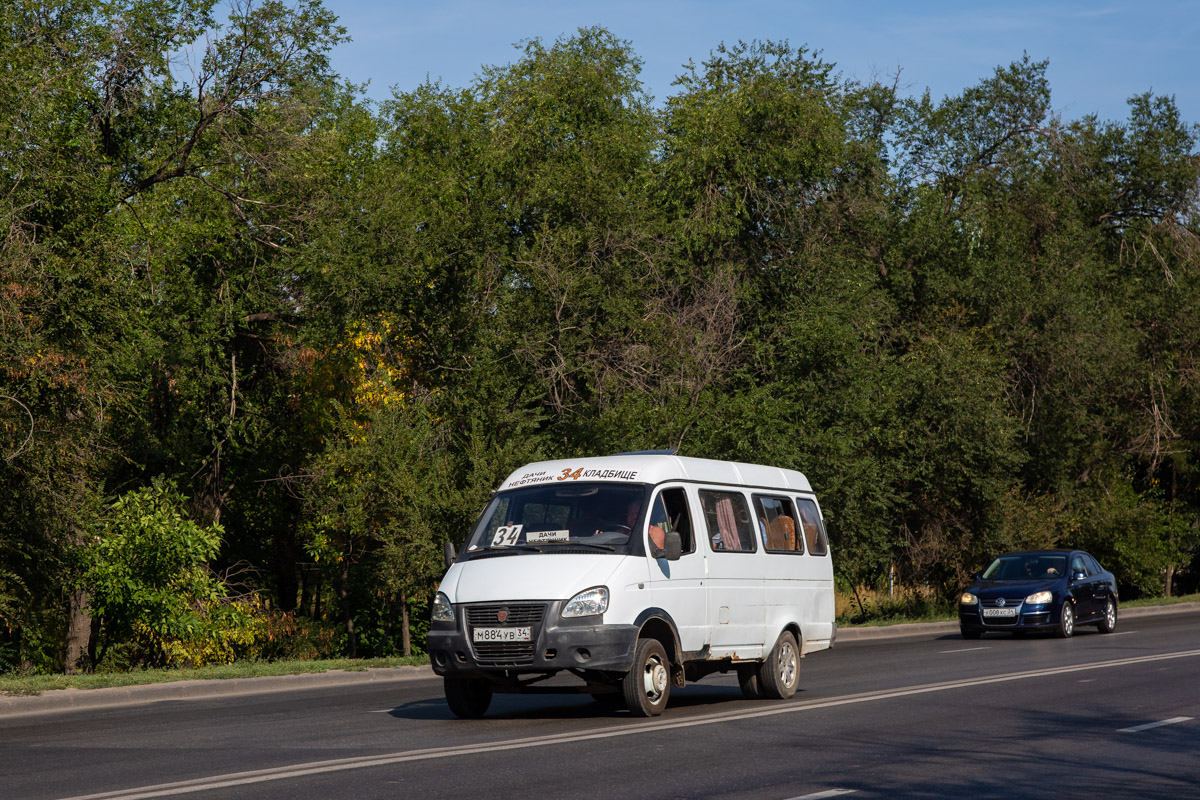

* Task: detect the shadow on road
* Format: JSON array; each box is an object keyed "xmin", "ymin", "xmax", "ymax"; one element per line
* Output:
[{"xmin": 386, "ymin": 681, "xmax": 806, "ymax": 722}]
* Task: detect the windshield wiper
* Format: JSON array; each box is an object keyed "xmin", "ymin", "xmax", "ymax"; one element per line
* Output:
[
  {"xmin": 466, "ymin": 545, "xmax": 542, "ymax": 558},
  {"xmin": 549, "ymin": 542, "xmax": 616, "ymax": 552}
]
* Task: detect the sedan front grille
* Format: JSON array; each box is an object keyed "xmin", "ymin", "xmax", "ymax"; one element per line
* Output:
[
  {"xmin": 980, "ymin": 596, "xmax": 1025, "ymax": 626},
  {"xmin": 981, "ymin": 596, "xmax": 1026, "ymax": 607}
]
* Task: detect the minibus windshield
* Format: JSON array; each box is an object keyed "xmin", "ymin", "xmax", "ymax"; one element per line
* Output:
[{"xmin": 464, "ymin": 483, "xmax": 647, "ymax": 557}]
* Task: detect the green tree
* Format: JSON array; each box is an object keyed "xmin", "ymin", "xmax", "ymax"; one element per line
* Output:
[{"xmin": 86, "ymin": 479, "xmax": 252, "ymax": 668}]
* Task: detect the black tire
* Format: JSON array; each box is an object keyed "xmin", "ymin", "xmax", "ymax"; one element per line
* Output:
[
  {"xmin": 1098, "ymin": 598, "xmax": 1118, "ymax": 633},
  {"xmin": 757, "ymin": 631, "xmax": 800, "ymax": 700},
  {"xmin": 623, "ymin": 638, "xmax": 671, "ymax": 717},
  {"xmin": 590, "ymin": 690, "xmax": 623, "ymax": 711},
  {"xmin": 737, "ymin": 664, "xmax": 761, "ymax": 699},
  {"xmin": 444, "ymin": 677, "xmax": 493, "ymax": 719},
  {"xmin": 961, "ymin": 627, "xmax": 981, "ymax": 640},
  {"xmin": 1056, "ymin": 601, "xmax": 1075, "ymax": 639}
]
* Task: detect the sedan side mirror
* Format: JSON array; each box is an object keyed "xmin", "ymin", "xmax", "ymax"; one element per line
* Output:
[{"xmin": 1071, "ymin": 570, "xmax": 1087, "ymax": 581}]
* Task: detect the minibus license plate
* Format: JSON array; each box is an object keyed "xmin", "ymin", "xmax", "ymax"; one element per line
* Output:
[
  {"xmin": 473, "ymin": 626, "xmax": 532, "ymax": 642},
  {"xmin": 982, "ymin": 608, "xmax": 1017, "ymax": 617}
]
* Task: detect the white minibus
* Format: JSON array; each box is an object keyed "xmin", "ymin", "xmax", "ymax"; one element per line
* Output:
[{"xmin": 428, "ymin": 452, "xmax": 836, "ymax": 717}]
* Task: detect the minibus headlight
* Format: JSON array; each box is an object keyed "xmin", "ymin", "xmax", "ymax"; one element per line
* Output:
[
  {"xmin": 432, "ymin": 591, "xmax": 455, "ymax": 622},
  {"xmin": 1025, "ymin": 590, "xmax": 1053, "ymax": 605},
  {"xmin": 562, "ymin": 586, "xmax": 609, "ymax": 618},
  {"xmin": 959, "ymin": 592, "xmax": 978, "ymax": 606}
]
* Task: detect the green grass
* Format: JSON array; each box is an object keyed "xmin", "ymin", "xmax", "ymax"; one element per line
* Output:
[
  {"xmin": 838, "ymin": 609, "xmax": 958, "ymax": 628},
  {"xmin": 1122, "ymin": 592, "xmax": 1200, "ymax": 608},
  {"xmin": 1, "ymin": 656, "xmax": 429, "ymax": 697}
]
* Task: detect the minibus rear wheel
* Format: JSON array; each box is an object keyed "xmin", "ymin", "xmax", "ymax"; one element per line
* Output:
[
  {"xmin": 444, "ymin": 676, "xmax": 493, "ymax": 719},
  {"xmin": 736, "ymin": 664, "xmax": 761, "ymax": 698},
  {"xmin": 623, "ymin": 638, "xmax": 671, "ymax": 717},
  {"xmin": 758, "ymin": 631, "xmax": 800, "ymax": 700}
]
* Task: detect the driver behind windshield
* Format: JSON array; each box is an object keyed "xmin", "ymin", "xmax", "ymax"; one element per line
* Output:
[{"xmin": 573, "ymin": 493, "xmax": 640, "ymax": 537}]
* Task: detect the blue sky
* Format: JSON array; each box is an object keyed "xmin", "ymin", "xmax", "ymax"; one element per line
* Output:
[{"xmin": 322, "ymin": 0, "xmax": 1199, "ymax": 126}]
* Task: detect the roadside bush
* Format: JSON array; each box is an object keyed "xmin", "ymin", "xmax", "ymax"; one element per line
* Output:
[
  {"xmin": 836, "ymin": 582, "xmax": 955, "ymax": 625},
  {"xmin": 86, "ymin": 478, "xmax": 257, "ymax": 669},
  {"xmin": 245, "ymin": 609, "xmax": 341, "ymax": 661}
]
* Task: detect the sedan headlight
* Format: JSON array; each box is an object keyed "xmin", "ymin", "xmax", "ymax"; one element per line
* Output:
[
  {"xmin": 562, "ymin": 586, "xmax": 609, "ymax": 618},
  {"xmin": 959, "ymin": 592, "xmax": 978, "ymax": 606},
  {"xmin": 432, "ymin": 591, "xmax": 455, "ymax": 622},
  {"xmin": 1025, "ymin": 590, "xmax": 1053, "ymax": 605}
]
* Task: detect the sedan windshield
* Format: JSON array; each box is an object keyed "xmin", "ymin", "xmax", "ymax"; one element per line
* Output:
[
  {"xmin": 982, "ymin": 555, "xmax": 1067, "ymax": 581},
  {"xmin": 464, "ymin": 483, "xmax": 647, "ymax": 557}
]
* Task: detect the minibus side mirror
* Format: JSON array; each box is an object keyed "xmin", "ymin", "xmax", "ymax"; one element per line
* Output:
[
  {"xmin": 663, "ymin": 530, "xmax": 682, "ymax": 561},
  {"xmin": 443, "ymin": 540, "xmax": 457, "ymax": 569}
]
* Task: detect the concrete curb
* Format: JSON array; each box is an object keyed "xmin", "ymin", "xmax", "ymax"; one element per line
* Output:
[
  {"xmin": 835, "ymin": 600, "xmax": 1200, "ymax": 641},
  {"xmin": 3, "ymin": 603, "xmax": 1197, "ymax": 717},
  {"xmin": 0, "ymin": 665, "xmax": 436, "ymax": 717}
]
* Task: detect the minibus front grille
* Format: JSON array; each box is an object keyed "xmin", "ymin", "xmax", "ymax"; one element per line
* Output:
[
  {"xmin": 465, "ymin": 603, "xmax": 546, "ymax": 626},
  {"xmin": 466, "ymin": 603, "xmax": 547, "ymax": 666},
  {"xmin": 473, "ymin": 640, "xmax": 537, "ymax": 664}
]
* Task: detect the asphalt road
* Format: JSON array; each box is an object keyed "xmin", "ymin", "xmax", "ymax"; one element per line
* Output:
[{"xmin": 3, "ymin": 608, "xmax": 1199, "ymax": 800}]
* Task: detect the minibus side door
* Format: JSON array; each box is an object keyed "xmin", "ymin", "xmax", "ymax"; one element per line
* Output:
[
  {"xmin": 698, "ymin": 488, "xmax": 766, "ymax": 657},
  {"xmin": 646, "ymin": 485, "xmax": 709, "ymax": 654}
]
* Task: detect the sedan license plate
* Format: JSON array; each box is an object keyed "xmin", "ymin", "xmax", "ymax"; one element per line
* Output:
[
  {"xmin": 982, "ymin": 607, "xmax": 1018, "ymax": 618},
  {"xmin": 472, "ymin": 626, "xmax": 532, "ymax": 643}
]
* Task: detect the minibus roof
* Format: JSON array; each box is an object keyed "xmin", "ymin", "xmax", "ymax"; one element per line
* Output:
[{"xmin": 496, "ymin": 454, "xmax": 813, "ymax": 494}]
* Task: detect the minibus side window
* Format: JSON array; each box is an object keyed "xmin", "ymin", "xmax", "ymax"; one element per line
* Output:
[
  {"xmin": 699, "ymin": 490, "xmax": 756, "ymax": 552},
  {"xmin": 795, "ymin": 498, "xmax": 828, "ymax": 556},
  {"xmin": 754, "ymin": 495, "xmax": 803, "ymax": 553},
  {"xmin": 652, "ymin": 488, "xmax": 695, "ymax": 554}
]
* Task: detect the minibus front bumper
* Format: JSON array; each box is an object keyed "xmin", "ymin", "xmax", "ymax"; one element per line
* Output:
[{"xmin": 428, "ymin": 600, "xmax": 639, "ymax": 678}]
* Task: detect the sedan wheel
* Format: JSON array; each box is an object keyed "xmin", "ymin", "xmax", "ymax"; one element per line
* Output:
[
  {"xmin": 1098, "ymin": 598, "xmax": 1118, "ymax": 633},
  {"xmin": 1056, "ymin": 601, "xmax": 1075, "ymax": 639}
]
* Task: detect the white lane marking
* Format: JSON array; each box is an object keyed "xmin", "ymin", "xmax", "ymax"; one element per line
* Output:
[
  {"xmin": 1107, "ymin": 631, "xmax": 1136, "ymax": 636},
  {"xmin": 1119, "ymin": 716, "xmax": 1192, "ymax": 733},
  {"xmin": 786, "ymin": 790, "xmax": 858, "ymax": 799},
  {"xmin": 61, "ymin": 648, "xmax": 1200, "ymax": 800},
  {"xmin": 940, "ymin": 646, "xmax": 989, "ymax": 653}
]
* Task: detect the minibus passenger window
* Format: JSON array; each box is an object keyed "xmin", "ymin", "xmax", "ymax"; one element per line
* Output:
[
  {"xmin": 755, "ymin": 495, "xmax": 802, "ymax": 553},
  {"xmin": 795, "ymin": 499, "xmax": 828, "ymax": 556},
  {"xmin": 699, "ymin": 490, "xmax": 755, "ymax": 552}
]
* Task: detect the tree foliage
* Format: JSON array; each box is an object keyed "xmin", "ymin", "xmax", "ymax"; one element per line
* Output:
[{"xmin": 1, "ymin": 8, "xmax": 1198, "ymax": 672}]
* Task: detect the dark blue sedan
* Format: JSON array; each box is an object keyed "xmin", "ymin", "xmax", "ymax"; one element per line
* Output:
[{"xmin": 958, "ymin": 550, "xmax": 1119, "ymax": 639}]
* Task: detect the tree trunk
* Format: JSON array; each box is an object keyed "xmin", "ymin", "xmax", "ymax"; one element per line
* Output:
[
  {"xmin": 1166, "ymin": 469, "xmax": 1177, "ymax": 598},
  {"xmin": 273, "ymin": 525, "xmax": 300, "ymax": 613},
  {"xmin": 64, "ymin": 588, "xmax": 92, "ymax": 674},
  {"xmin": 339, "ymin": 557, "xmax": 356, "ymax": 659},
  {"xmin": 400, "ymin": 591, "xmax": 411, "ymax": 657}
]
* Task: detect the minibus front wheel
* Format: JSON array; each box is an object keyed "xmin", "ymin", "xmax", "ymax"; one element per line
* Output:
[
  {"xmin": 623, "ymin": 638, "xmax": 671, "ymax": 717},
  {"xmin": 444, "ymin": 676, "xmax": 493, "ymax": 719}
]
